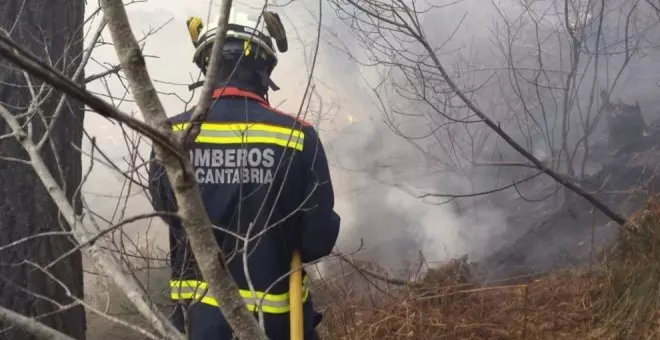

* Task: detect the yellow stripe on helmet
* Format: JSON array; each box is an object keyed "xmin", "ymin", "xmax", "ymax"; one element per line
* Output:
[{"xmin": 243, "ymin": 40, "xmax": 268, "ymax": 60}]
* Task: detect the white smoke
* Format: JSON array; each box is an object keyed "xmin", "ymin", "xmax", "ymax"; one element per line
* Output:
[{"xmin": 79, "ymin": 0, "xmax": 660, "ymax": 279}]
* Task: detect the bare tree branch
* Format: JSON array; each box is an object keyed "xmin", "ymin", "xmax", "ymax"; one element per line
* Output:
[
  {"xmin": 98, "ymin": 0, "xmax": 268, "ymax": 338},
  {"xmin": 0, "ymin": 104, "xmax": 184, "ymax": 340},
  {"xmin": 333, "ymin": 0, "xmax": 626, "ymax": 225},
  {"xmin": 182, "ymin": 0, "xmax": 234, "ymax": 146},
  {"xmin": 0, "ymin": 304, "xmax": 75, "ymax": 340},
  {"xmin": 412, "ymin": 11, "xmax": 626, "ymax": 224},
  {"xmin": 0, "ymin": 32, "xmax": 185, "ymax": 166},
  {"xmin": 84, "ymin": 65, "xmax": 121, "ymax": 83}
]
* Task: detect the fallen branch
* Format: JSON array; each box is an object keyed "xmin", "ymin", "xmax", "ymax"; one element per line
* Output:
[
  {"xmin": 334, "ymin": 251, "xmax": 418, "ymax": 287},
  {"xmin": 422, "ymin": 42, "xmax": 625, "ymax": 224}
]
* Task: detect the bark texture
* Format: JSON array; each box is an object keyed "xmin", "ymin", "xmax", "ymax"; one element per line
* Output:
[{"xmin": 0, "ymin": 0, "xmax": 86, "ymax": 339}]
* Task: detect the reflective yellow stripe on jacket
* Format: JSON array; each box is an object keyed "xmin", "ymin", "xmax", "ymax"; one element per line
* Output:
[
  {"xmin": 169, "ymin": 279, "xmax": 310, "ymax": 314},
  {"xmin": 172, "ymin": 122, "xmax": 305, "ymax": 151}
]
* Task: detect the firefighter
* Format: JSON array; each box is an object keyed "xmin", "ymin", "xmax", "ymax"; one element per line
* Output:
[{"xmin": 147, "ymin": 8, "xmax": 341, "ymax": 340}]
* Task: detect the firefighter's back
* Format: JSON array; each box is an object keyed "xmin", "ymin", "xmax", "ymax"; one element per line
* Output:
[{"xmin": 169, "ymin": 86, "xmax": 319, "ymax": 339}]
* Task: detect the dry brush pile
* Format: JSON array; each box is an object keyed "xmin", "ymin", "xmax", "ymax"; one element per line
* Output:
[{"xmin": 315, "ymin": 195, "xmax": 660, "ymax": 340}]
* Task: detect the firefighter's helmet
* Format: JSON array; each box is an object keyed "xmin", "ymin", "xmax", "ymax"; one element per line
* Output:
[{"xmin": 186, "ymin": 8, "xmax": 288, "ymax": 90}]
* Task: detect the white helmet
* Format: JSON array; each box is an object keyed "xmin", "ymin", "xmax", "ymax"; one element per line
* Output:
[{"xmin": 186, "ymin": 8, "xmax": 287, "ymax": 89}]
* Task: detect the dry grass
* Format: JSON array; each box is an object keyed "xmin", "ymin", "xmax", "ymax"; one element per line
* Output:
[
  {"xmin": 84, "ymin": 196, "xmax": 660, "ymax": 339},
  {"xmin": 315, "ymin": 195, "xmax": 660, "ymax": 340},
  {"xmin": 316, "ymin": 264, "xmax": 601, "ymax": 339}
]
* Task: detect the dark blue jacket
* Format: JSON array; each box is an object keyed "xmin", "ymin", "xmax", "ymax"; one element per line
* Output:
[{"xmin": 147, "ymin": 82, "xmax": 340, "ymax": 339}]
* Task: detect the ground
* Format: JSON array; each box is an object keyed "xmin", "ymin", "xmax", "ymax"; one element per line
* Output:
[{"xmin": 316, "ymin": 197, "xmax": 660, "ymax": 339}]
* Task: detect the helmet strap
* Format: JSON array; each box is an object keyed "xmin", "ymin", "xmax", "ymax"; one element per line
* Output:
[{"xmin": 259, "ymin": 69, "xmax": 280, "ymax": 91}]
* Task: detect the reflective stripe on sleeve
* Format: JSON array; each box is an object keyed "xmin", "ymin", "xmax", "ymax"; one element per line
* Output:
[
  {"xmin": 171, "ymin": 122, "xmax": 304, "ymax": 151},
  {"xmin": 169, "ymin": 278, "xmax": 310, "ymax": 314}
]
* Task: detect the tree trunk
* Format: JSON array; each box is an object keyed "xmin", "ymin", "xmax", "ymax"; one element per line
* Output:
[{"xmin": 0, "ymin": 0, "xmax": 86, "ymax": 339}]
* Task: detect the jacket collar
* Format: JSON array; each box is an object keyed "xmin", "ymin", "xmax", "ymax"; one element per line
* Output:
[
  {"xmin": 211, "ymin": 79, "xmax": 269, "ymax": 105},
  {"xmin": 212, "ymin": 86, "xmax": 268, "ymax": 106}
]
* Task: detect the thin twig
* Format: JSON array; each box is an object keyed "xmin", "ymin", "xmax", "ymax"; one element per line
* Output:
[
  {"xmin": 0, "ymin": 104, "xmax": 184, "ymax": 340},
  {"xmin": 0, "ymin": 32, "xmax": 186, "ymax": 166}
]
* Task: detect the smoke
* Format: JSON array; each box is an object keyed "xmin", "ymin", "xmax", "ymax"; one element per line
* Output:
[
  {"xmin": 316, "ymin": 0, "xmax": 660, "ymax": 276},
  {"xmin": 304, "ymin": 1, "xmax": 518, "ymax": 274},
  {"xmin": 323, "ymin": 110, "xmax": 511, "ymax": 273},
  {"xmin": 77, "ymin": 0, "xmax": 660, "ymax": 279},
  {"xmin": 314, "ymin": 69, "xmax": 511, "ymax": 274}
]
